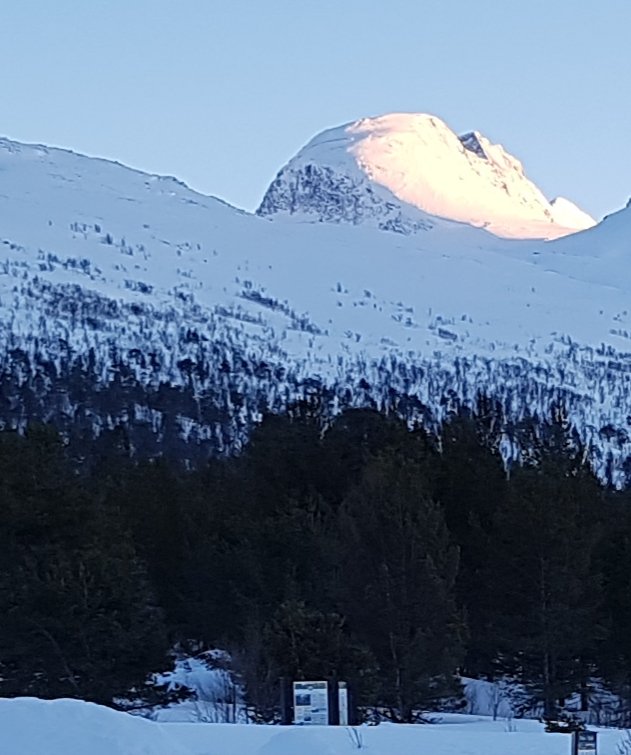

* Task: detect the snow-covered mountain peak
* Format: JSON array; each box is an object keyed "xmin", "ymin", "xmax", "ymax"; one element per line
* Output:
[
  {"xmin": 258, "ymin": 112, "xmax": 596, "ymax": 240},
  {"xmin": 550, "ymin": 196, "xmax": 598, "ymax": 229},
  {"xmin": 1, "ymin": 130, "xmax": 631, "ymax": 482}
]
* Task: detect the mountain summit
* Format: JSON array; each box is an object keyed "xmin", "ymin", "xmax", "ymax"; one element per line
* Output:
[{"xmin": 258, "ymin": 113, "xmax": 595, "ymax": 239}]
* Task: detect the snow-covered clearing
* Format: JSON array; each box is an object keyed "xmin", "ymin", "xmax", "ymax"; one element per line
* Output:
[{"xmin": 0, "ymin": 697, "xmax": 625, "ymax": 755}]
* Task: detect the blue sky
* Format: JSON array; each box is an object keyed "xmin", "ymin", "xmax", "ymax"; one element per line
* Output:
[{"xmin": 4, "ymin": 0, "xmax": 630, "ymax": 219}]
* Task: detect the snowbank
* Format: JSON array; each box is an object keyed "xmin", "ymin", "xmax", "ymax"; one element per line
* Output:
[
  {"xmin": 0, "ymin": 697, "xmax": 626, "ymax": 755},
  {"xmin": 0, "ymin": 698, "xmax": 190, "ymax": 755}
]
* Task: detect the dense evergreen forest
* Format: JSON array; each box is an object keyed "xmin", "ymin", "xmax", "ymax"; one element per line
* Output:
[{"xmin": 2, "ymin": 401, "xmax": 631, "ymax": 724}]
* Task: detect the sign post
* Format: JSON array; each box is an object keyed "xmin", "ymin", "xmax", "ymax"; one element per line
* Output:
[
  {"xmin": 279, "ymin": 677, "xmax": 293, "ymax": 725},
  {"xmin": 573, "ymin": 731, "xmax": 597, "ymax": 755},
  {"xmin": 338, "ymin": 681, "xmax": 349, "ymax": 726}
]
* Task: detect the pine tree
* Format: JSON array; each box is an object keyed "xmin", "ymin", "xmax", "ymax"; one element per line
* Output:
[
  {"xmin": 335, "ymin": 454, "xmax": 465, "ymax": 721},
  {"xmin": 489, "ymin": 421, "xmax": 602, "ymax": 717},
  {"xmin": 435, "ymin": 408, "xmax": 508, "ymax": 676},
  {"xmin": 236, "ymin": 600, "xmax": 376, "ymax": 722}
]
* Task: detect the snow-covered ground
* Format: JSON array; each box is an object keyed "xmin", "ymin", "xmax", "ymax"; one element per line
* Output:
[{"xmin": 0, "ymin": 697, "xmax": 625, "ymax": 755}]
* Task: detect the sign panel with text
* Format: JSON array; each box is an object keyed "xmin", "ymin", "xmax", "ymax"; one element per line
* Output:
[
  {"xmin": 573, "ymin": 730, "xmax": 597, "ymax": 755},
  {"xmin": 293, "ymin": 681, "xmax": 329, "ymax": 725}
]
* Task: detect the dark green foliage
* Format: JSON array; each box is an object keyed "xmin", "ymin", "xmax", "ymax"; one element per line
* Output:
[
  {"xmin": 435, "ymin": 408, "xmax": 507, "ymax": 676},
  {"xmin": 336, "ymin": 455, "xmax": 464, "ymax": 721},
  {"xmin": 0, "ymin": 426, "xmax": 172, "ymax": 706},
  {"xmin": 488, "ymin": 416, "xmax": 604, "ymax": 716},
  {"xmin": 594, "ymin": 497, "xmax": 631, "ymax": 721},
  {"xmin": 234, "ymin": 600, "xmax": 376, "ymax": 723},
  {"xmin": 0, "ymin": 404, "xmax": 629, "ymax": 723}
]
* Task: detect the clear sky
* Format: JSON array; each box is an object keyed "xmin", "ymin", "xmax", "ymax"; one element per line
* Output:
[{"xmin": 3, "ymin": 0, "xmax": 630, "ymax": 220}]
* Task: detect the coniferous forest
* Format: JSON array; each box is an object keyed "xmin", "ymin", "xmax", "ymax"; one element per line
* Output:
[{"xmin": 2, "ymin": 401, "xmax": 631, "ymax": 724}]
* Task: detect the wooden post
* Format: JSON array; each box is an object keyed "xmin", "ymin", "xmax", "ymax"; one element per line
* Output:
[
  {"xmin": 327, "ymin": 677, "xmax": 340, "ymax": 725},
  {"xmin": 347, "ymin": 682, "xmax": 359, "ymax": 726},
  {"xmin": 279, "ymin": 677, "xmax": 293, "ymax": 725}
]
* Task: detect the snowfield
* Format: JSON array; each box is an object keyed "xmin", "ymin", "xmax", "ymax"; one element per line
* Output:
[{"xmin": 0, "ymin": 697, "xmax": 625, "ymax": 755}]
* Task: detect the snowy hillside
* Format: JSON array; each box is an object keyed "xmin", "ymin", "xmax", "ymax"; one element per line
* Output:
[
  {"xmin": 0, "ymin": 135, "xmax": 630, "ymax": 478},
  {"xmin": 0, "ymin": 697, "xmax": 624, "ymax": 755},
  {"xmin": 258, "ymin": 113, "xmax": 595, "ymax": 239}
]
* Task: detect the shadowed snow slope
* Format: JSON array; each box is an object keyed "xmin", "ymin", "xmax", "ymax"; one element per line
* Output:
[
  {"xmin": 0, "ymin": 698, "xmax": 624, "ymax": 755},
  {"xmin": 258, "ymin": 113, "xmax": 595, "ymax": 240}
]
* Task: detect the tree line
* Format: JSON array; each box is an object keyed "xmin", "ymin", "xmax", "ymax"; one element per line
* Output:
[{"xmin": 1, "ymin": 402, "xmax": 631, "ymax": 723}]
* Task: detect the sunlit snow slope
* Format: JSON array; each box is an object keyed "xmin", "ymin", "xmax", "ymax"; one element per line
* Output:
[
  {"xmin": 0, "ymin": 136, "xmax": 629, "ymax": 480},
  {"xmin": 258, "ymin": 113, "xmax": 595, "ymax": 240}
]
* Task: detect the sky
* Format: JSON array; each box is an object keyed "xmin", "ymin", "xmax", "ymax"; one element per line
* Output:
[{"xmin": 3, "ymin": 0, "xmax": 630, "ymax": 220}]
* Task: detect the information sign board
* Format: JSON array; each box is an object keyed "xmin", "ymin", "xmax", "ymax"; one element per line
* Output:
[
  {"xmin": 293, "ymin": 681, "xmax": 329, "ymax": 725},
  {"xmin": 573, "ymin": 730, "xmax": 597, "ymax": 755}
]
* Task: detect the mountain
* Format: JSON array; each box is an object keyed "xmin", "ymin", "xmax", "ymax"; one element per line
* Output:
[
  {"xmin": 0, "ymin": 128, "xmax": 629, "ymax": 481},
  {"xmin": 258, "ymin": 113, "xmax": 595, "ymax": 239}
]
